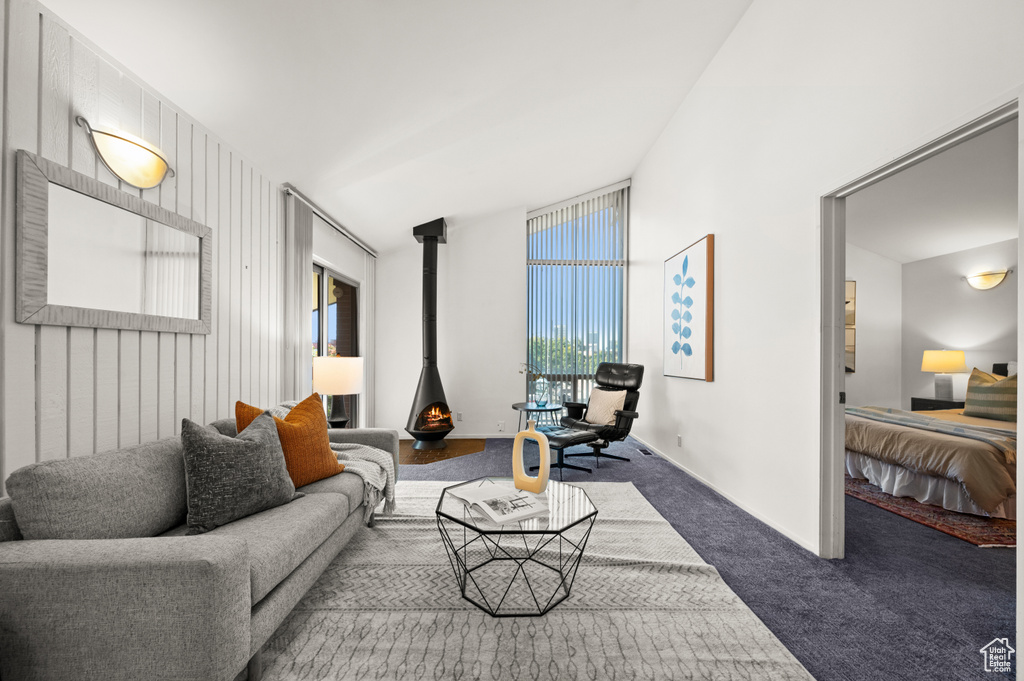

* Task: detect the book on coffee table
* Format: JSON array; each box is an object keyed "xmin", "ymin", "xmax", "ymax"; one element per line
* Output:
[{"xmin": 447, "ymin": 479, "xmax": 549, "ymax": 524}]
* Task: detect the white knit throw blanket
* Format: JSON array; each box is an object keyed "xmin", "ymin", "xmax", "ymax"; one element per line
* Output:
[{"xmin": 329, "ymin": 443, "xmax": 396, "ymax": 524}]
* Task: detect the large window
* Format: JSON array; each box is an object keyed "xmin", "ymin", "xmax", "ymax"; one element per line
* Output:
[
  {"xmin": 527, "ymin": 183, "xmax": 628, "ymax": 403},
  {"xmin": 313, "ymin": 266, "xmax": 359, "ymax": 426}
]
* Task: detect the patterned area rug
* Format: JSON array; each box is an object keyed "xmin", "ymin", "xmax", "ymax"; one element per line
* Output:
[
  {"xmin": 260, "ymin": 481, "xmax": 812, "ymax": 680},
  {"xmin": 845, "ymin": 476, "xmax": 1016, "ymax": 548}
]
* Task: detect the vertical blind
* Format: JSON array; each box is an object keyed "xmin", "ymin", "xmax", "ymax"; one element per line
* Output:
[{"xmin": 527, "ymin": 183, "xmax": 628, "ymax": 403}]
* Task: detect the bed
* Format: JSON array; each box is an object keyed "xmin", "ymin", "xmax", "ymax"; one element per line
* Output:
[{"xmin": 845, "ymin": 370, "xmax": 1017, "ymax": 520}]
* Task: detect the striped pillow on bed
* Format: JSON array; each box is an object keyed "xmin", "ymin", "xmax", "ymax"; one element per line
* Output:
[{"xmin": 963, "ymin": 368, "xmax": 1017, "ymax": 422}]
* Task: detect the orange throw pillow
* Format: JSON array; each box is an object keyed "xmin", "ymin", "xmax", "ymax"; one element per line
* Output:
[{"xmin": 235, "ymin": 393, "xmax": 344, "ymax": 488}]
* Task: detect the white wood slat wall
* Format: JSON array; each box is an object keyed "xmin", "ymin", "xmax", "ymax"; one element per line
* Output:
[{"xmin": 0, "ymin": 0, "xmax": 289, "ymax": 494}]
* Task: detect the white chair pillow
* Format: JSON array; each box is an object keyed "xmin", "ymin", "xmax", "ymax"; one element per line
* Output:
[{"xmin": 584, "ymin": 389, "xmax": 627, "ymax": 426}]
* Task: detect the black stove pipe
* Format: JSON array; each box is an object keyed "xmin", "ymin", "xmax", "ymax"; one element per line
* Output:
[{"xmin": 421, "ymin": 236, "xmax": 438, "ymax": 368}]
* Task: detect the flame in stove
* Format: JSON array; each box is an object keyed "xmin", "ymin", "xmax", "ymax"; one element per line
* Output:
[
  {"xmin": 418, "ymin": 403, "xmax": 453, "ymax": 431},
  {"xmin": 425, "ymin": 405, "xmax": 448, "ymax": 422}
]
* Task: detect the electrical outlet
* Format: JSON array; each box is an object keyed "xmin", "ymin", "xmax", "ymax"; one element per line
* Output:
[
  {"xmin": 457, "ymin": 412, "xmax": 463, "ymax": 421},
  {"xmin": 676, "ymin": 435, "xmax": 682, "ymax": 447},
  {"xmin": 497, "ymin": 421, "xmax": 505, "ymax": 432}
]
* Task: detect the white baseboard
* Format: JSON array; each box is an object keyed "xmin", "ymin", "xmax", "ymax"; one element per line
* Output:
[{"xmin": 629, "ymin": 434, "xmax": 819, "ymax": 555}]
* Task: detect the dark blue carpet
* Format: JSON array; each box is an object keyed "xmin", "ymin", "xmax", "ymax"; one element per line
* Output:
[{"xmin": 401, "ymin": 437, "xmax": 1016, "ymax": 680}]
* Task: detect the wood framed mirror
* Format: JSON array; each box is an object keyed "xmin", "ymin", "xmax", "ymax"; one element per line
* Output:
[{"xmin": 16, "ymin": 149, "xmax": 212, "ymax": 334}]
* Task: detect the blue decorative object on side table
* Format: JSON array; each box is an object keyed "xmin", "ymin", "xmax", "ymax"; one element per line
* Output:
[{"xmin": 533, "ymin": 377, "xmax": 549, "ymax": 407}]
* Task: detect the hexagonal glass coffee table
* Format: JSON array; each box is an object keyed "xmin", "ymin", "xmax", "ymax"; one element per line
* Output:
[{"xmin": 435, "ymin": 477, "xmax": 597, "ymax": 617}]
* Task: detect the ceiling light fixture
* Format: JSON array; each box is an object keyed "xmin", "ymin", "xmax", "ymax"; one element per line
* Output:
[
  {"xmin": 75, "ymin": 116, "xmax": 174, "ymax": 189},
  {"xmin": 964, "ymin": 270, "xmax": 1012, "ymax": 290}
]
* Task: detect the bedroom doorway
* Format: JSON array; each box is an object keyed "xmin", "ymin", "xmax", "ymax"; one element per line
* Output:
[{"xmin": 819, "ymin": 99, "xmax": 1021, "ymax": 559}]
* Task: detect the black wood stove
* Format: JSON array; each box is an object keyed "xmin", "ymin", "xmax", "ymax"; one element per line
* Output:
[{"xmin": 405, "ymin": 218, "xmax": 454, "ymax": 450}]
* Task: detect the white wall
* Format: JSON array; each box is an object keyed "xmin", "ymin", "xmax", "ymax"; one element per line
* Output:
[
  {"xmin": 844, "ymin": 244, "xmax": 902, "ymax": 408},
  {"xmin": 902, "ymin": 239, "xmax": 1018, "ymax": 406},
  {"xmin": 312, "ymin": 215, "xmax": 376, "ymax": 426},
  {"xmin": 376, "ymin": 207, "xmax": 526, "ymax": 437},
  {"xmin": 1, "ymin": 0, "xmax": 289, "ymax": 494},
  {"xmin": 627, "ymin": 0, "xmax": 1024, "ymax": 552}
]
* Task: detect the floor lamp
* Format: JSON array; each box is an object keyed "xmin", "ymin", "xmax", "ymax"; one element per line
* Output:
[{"xmin": 313, "ymin": 356, "xmax": 365, "ymax": 428}]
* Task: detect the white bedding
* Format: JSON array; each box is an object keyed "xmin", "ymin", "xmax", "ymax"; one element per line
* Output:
[{"xmin": 846, "ymin": 449, "xmax": 1016, "ymax": 519}]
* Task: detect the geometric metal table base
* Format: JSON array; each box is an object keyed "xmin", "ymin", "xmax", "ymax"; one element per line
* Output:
[
  {"xmin": 435, "ymin": 478, "xmax": 598, "ymax": 617},
  {"xmin": 437, "ymin": 514, "xmax": 595, "ymax": 616}
]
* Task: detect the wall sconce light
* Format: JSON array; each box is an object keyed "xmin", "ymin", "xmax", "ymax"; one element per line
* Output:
[
  {"xmin": 75, "ymin": 116, "xmax": 174, "ymax": 189},
  {"xmin": 964, "ymin": 269, "xmax": 1012, "ymax": 290}
]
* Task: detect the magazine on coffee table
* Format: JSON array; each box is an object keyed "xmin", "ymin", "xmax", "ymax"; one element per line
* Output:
[{"xmin": 448, "ymin": 479, "xmax": 549, "ymax": 524}]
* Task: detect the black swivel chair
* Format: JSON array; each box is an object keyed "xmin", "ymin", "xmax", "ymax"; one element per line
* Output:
[{"xmin": 530, "ymin": 362, "xmax": 644, "ymax": 478}]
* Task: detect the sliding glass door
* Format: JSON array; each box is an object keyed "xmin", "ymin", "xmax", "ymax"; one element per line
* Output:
[{"xmin": 313, "ymin": 266, "xmax": 359, "ymax": 426}]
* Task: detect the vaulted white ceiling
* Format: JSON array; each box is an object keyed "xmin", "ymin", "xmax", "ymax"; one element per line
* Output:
[
  {"xmin": 846, "ymin": 119, "xmax": 1019, "ymax": 264},
  {"xmin": 41, "ymin": 0, "xmax": 752, "ymax": 251}
]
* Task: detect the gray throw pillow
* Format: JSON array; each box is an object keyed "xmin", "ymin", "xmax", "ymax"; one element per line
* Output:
[{"xmin": 181, "ymin": 412, "xmax": 299, "ymax": 535}]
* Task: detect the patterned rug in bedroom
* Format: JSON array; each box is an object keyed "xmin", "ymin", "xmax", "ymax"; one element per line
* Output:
[
  {"xmin": 844, "ymin": 476, "xmax": 1016, "ymax": 547},
  {"xmin": 257, "ymin": 481, "xmax": 813, "ymax": 680}
]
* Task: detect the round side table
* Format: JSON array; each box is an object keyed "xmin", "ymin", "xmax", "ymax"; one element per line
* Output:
[{"xmin": 511, "ymin": 401, "xmax": 563, "ymax": 431}]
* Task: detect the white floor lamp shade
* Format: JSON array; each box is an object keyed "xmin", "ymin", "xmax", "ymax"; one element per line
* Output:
[
  {"xmin": 313, "ymin": 356, "xmax": 365, "ymax": 396},
  {"xmin": 313, "ymin": 357, "xmax": 365, "ymax": 425}
]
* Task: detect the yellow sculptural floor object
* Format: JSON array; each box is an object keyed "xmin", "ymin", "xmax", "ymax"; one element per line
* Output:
[{"xmin": 512, "ymin": 420, "xmax": 550, "ymax": 493}]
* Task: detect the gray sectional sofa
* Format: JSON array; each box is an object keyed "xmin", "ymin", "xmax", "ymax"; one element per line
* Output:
[{"xmin": 0, "ymin": 421, "xmax": 399, "ymax": 681}]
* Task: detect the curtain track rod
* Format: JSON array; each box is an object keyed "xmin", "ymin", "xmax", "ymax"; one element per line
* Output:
[{"xmin": 283, "ymin": 184, "xmax": 378, "ymax": 258}]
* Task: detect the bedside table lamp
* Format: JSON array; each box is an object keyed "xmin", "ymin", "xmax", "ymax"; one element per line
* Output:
[
  {"xmin": 921, "ymin": 350, "xmax": 967, "ymax": 401},
  {"xmin": 313, "ymin": 356, "xmax": 365, "ymax": 428}
]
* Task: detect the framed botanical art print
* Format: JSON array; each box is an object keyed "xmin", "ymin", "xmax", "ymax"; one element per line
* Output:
[{"xmin": 664, "ymin": 234, "xmax": 714, "ymax": 381}]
